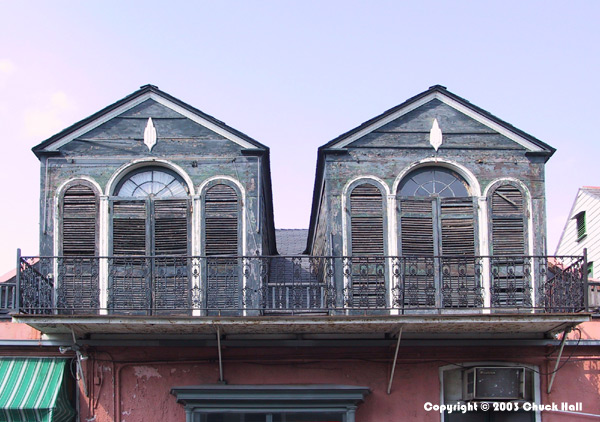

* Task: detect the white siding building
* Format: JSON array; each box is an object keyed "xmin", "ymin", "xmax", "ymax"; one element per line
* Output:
[{"xmin": 556, "ymin": 186, "xmax": 600, "ymax": 279}]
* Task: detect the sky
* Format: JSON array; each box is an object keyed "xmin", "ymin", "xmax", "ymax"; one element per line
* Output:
[{"xmin": 0, "ymin": 1, "xmax": 598, "ymax": 272}]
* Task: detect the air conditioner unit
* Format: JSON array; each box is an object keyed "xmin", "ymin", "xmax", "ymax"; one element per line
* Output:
[{"xmin": 462, "ymin": 367, "xmax": 525, "ymax": 401}]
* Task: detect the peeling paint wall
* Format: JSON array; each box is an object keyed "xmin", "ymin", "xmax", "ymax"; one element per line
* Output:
[{"xmin": 75, "ymin": 343, "xmax": 600, "ymax": 422}]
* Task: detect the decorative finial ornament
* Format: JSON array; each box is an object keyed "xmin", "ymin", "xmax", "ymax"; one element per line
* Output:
[
  {"xmin": 429, "ymin": 118, "xmax": 443, "ymax": 151},
  {"xmin": 144, "ymin": 118, "xmax": 157, "ymax": 151}
]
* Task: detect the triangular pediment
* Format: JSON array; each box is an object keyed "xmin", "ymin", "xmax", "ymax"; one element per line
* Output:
[
  {"xmin": 324, "ymin": 86, "xmax": 554, "ymax": 154},
  {"xmin": 33, "ymin": 85, "xmax": 266, "ymax": 157}
]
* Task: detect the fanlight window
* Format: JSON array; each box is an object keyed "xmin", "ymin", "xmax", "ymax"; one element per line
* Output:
[
  {"xmin": 114, "ymin": 168, "xmax": 188, "ymax": 198},
  {"xmin": 398, "ymin": 167, "xmax": 469, "ymax": 197}
]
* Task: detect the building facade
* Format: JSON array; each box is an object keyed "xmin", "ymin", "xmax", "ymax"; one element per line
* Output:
[{"xmin": 0, "ymin": 85, "xmax": 596, "ymax": 422}]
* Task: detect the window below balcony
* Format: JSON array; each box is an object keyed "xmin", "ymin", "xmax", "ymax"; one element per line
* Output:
[
  {"xmin": 440, "ymin": 363, "xmax": 538, "ymax": 422},
  {"xmin": 171, "ymin": 385, "xmax": 369, "ymax": 422}
]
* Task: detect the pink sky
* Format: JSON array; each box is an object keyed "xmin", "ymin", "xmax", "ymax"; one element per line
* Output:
[{"xmin": 0, "ymin": 1, "xmax": 598, "ymax": 271}]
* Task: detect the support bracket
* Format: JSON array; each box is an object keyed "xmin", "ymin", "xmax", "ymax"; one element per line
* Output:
[
  {"xmin": 216, "ymin": 326, "xmax": 225, "ymax": 383},
  {"xmin": 547, "ymin": 327, "xmax": 571, "ymax": 394},
  {"xmin": 71, "ymin": 329, "xmax": 89, "ymax": 397},
  {"xmin": 387, "ymin": 325, "xmax": 403, "ymax": 395}
]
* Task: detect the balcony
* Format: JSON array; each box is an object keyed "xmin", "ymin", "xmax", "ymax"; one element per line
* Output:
[
  {"xmin": 11, "ymin": 253, "xmax": 589, "ymax": 314},
  {"xmin": 9, "ymin": 253, "xmax": 590, "ymax": 339}
]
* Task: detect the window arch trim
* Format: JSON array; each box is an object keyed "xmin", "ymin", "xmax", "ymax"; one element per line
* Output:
[
  {"xmin": 105, "ymin": 159, "xmax": 195, "ymax": 196},
  {"xmin": 55, "ymin": 178, "xmax": 102, "ymax": 257},
  {"xmin": 199, "ymin": 177, "xmax": 246, "ymax": 257},
  {"xmin": 485, "ymin": 178, "xmax": 532, "ymax": 256}
]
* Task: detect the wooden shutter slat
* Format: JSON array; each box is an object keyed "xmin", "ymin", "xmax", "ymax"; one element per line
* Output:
[
  {"xmin": 440, "ymin": 198, "xmax": 475, "ymax": 256},
  {"xmin": 154, "ymin": 199, "xmax": 189, "ymax": 256},
  {"xmin": 62, "ymin": 185, "xmax": 98, "ymax": 256},
  {"xmin": 205, "ymin": 184, "xmax": 240, "ymax": 311},
  {"xmin": 113, "ymin": 201, "xmax": 146, "ymax": 256},
  {"xmin": 491, "ymin": 186, "xmax": 526, "ymax": 255},
  {"xmin": 350, "ymin": 184, "xmax": 384, "ymax": 255},
  {"xmin": 205, "ymin": 185, "xmax": 239, "ymax": 256},
  {"xmin": 61, "ymin": 184, "xmax": 100, "ymax": 313},
  {"xmin": 400, "ymin": 199, "xmax": 434, "ymax": 256}
]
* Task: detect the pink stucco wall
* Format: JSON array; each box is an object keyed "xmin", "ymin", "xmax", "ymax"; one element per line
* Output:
[
  {"xmin": 75, "ymin": 344, "xmax": 600, "ymax": 422},
  {"xmin": 0, "ymin": 321, "xmax": 41, "ymax": 340}
]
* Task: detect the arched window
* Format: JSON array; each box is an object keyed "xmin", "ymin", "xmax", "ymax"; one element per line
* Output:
[
  {"xmin": 489, "ymin": 183, "xmax": 529, "ymax": 308},
  {"xmin": 203, "ymin": 183, "xmax": 241, "ymax": 313},
  {"xmin": 204, "ymin": 184, "xmax": 240, "ymax": 256},
  {"xmin": 398, "ymin": 167, "xmax": 475, "ymax": 256},
  {"xmin": 397, "ymin": 167, "xmax": 479, "ymax": 309},
  {"xmin": 59, "ymin": 182, "xmax": 100, "ymax": 313},
  {"xmin": 110, "ymin": 167, "xmax": 191, "ymax": 315},
  {"xmin": 112, "ymin": 167, "xmax": 189, "ymax": 257},
  {"xmin": 348, "ymin": 183, "xmax": 386, "ymax": 308},
  {"xmin": 62, "ymin": 183, "xmax": 98, "ymax": 256}
]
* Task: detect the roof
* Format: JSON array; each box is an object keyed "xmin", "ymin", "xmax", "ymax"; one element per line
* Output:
[
  {"xmin": 305, "ymin": 85, "xmax": 556, "ymax": 253},
  {"xmin": 0, "ymin": 269, "xmax": 15, "ymax": 283},
  {"xmin": 32, "ymin": 84, "xmax": 269, "ymax": 157},
  {"xmin": 321, "ymin": 85, "xmax": 556, "ymax": 154},
  {"xmin": 582, "ymin": 186, "xmax": 600, "ymax": 199},
  {"xmin": 276, "ymin": 229, "xmax": 309, "ymax": 255}
]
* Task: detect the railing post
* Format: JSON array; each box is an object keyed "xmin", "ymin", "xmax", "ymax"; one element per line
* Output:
[
  {"xmin": 583, "ymin": 248, "xmax": 589, "ymax": 312},
  {"xmin": 15, "ymin": 248, "xmax": 21, "ymax": 312}
]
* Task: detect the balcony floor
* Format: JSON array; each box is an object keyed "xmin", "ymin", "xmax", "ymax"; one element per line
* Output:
[{"xmin": 12, "ymin": 312, "xmax": 590, "ymax": 340}]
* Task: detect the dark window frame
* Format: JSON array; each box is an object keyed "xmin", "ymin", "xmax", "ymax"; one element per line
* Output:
[
  {"xmin": 575, "ymin": 211, "xmax": 587, "ymax": 241},
  {"xmin": 171, "ymin": 385, "xmax": 370, "ymax": 422}
]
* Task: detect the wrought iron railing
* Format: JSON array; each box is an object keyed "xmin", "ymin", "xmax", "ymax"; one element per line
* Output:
[
  {"xmin": 13, "ymin": 253, "xmax": 588, "ymax": 315},
  {"xmin": 0, "ymin": 283, "xmax": 16, "ymax": 318}
]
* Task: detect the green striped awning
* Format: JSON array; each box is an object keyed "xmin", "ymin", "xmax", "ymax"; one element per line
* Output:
[{"xmin": 0, "ymin": 358, "xmax": 75, "ymax": 422}]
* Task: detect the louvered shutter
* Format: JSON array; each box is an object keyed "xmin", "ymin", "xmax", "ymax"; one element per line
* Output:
[
  {"xmin": 153, "ymin": 199, "xmax": 190, "ymax": 314},
  {"xmin": 490, "ymin": 185, "xmax": 526, "ymax": 255},
  {"xmin": 490, "ymin": 185, "xmax": 528, "ymax": 307},
  {"xmin": 205, "ymin": 184, "xmax": 240, "ymax": 312},
  {"xmin": 111, "ymin": 200, "xmax": 149, "ymax": 314},
  {"xmin": 349, "ymin": 184, "xmax": 385, "ymax": 307},
  {"xmin": 62, "ymin": 185, "xmax": 97, "ymax": 256},
  {"xmin": 399, "ymin": 198, "xmax": 436, "ymax": 307},
  {"xmin": 400, "ymin": 198, "xmax": 435, "ymax": 256},
  {"xmin": 112, "ymin": 201, "xmax": 147, "ymax": 256},
  {"xmin": 440, "ymin": 197, "xmax": 478, "ymax": 307},
  {"xmin": 205, "ymin": 184, "xmax": 239, "ymax": 256},
  {"xmin": 350, "ymin": 184, "xmax": 384, "ymax": 255},
  {"xmin": 60, "ymin": 185, "xmax": 99, "ymax": 313},
  {"xmin": 440, "ymin": 198, "xmax": 475, "ymax": 255},
  {"xmin": 154, "ymin": 199, "xmax": 189, "ymax": 256}
]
